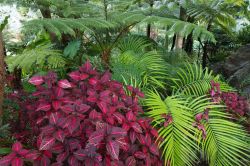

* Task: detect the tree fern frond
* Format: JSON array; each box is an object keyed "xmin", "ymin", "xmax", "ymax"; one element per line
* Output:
[
  {"xmin": 144, "ymin": 16, "xmax": 216, "ymax": 42},
  {"xmin": 23, "ymin": 18, "xmax": 113, "ymax": 39},
  {"xmin": 5, "ymin": 43, "xmax": 65, "ymax": 72}
]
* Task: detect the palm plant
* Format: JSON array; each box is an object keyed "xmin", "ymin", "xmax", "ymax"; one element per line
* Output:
[
  {"xmin": 111, "ymin": 36, "xmax": 167, "ymax": 91},
  {"xmin": 144, "ymin": 63, "xmax": 250, "ymax": 166}
]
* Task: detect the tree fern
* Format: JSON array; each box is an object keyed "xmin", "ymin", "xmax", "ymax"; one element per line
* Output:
[{"xmin": 6, "ymin": 43, "xmax": 66, "ymax": 72}]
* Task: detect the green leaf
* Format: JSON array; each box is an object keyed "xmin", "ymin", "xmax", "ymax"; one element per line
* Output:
[{"xmin": 63, "ymin": 40, "xmax": 81, "ymax": 59}]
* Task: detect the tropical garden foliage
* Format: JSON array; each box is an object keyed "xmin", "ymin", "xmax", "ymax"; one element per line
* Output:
[{"xmin": 0, "ymin": 0, "xmax": 249, "ymax": 166}]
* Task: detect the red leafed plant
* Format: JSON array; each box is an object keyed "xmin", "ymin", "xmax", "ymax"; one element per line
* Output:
[
  {"xmin": 210, "ymin": 80, "xmax": 250, "ymax": 117},
  {"xmin": 0, "ymin": 61, "xmax": 162, "ymax": 166}
]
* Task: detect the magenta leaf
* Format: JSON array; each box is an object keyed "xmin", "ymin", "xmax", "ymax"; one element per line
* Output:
[
  {"xmin": 58, "ymin": 79, "xmax": 72, "ymax": 89},
  {"xmin": 24, "ymin": 151, "xmax": 39, "ymax": 160},
  {"xmin": 52, "ymin": 100, "xmax": 61, "ymax": 111},
  {"xmin": 0, "ymin": 153, "xmax": 15, "ymax": 166},
  {"xmin": 88, "ymin": 130, "xmax": 105, "ymax": 145},
  {"xmin": 116, "ymin": 137, "xmax": 129, "ymax": 151},
  {"xmin": 54, "ymin": 130, "xmax": 65, "ymax": 142},
  {"xmin": 67, "ymin": 116, "xmax": 80, "ymax": 134},
  {"xmin": 195, "ymin": 113, "xmax": 203, "ymax": 122},
  {"xmin": 49, "ymin": 113, "xmax": 59, "ymax": 125},
  {"xmin": 11, "ymin": 157, "xmax": 23, "ymax": 166},
  {"xmin": 73, "ymin": 149, "xmax": 86, "ymax": 161},
  {"xmin": 68, "ymin": 156, "xmax": 79, "ymax": 166},
  {"xmin": 131, "ymin": 122, "xmax": 143, "ymax": 133},
  {"xmin": 111, "ymin": 127, "xmax": 127, "ymax": 137},
  {"xmin": 39, "ymin": 137, "xmax": 56, "ymax": 150},
  {"xmin": 125, "ymin": 156, "xmax": 136, "ymax": 166},
  {"xmin": 28, "ymin": 76, "xmax": 44, "ymax": 85},
  {"xmin": 68, "ymin": 71, "xmax": 81, "ymax": 81},
  {"xmin": 113, "ymin": 112, "xmax": 125, "ymax": 124},
  {"xmin": 56, "ymin": 152, "xmax": 68, "ymax": 163},
  {"xmin": 88, "ymin": 77, "xmax": 98, "ymax": 86},
  {"xmin": 40, "ymin": 156, "xmax": 51, "ymax": 166},
  {"xmin": 80, "ymin": 73, "xmax": 89, "ymax": 80},
  {"xmin": 97, "ymin": 101, "xmax": 108, "ymax": 114},
  {"xmin": 106, "ymin": 140, "xmax": 119, "ymax": 160},
  {"xmin": 126, "ymin": 111, "xmax": 136, "ymax": 121},
  {"xmin": 149, "ymin": 144, "xmax": 159, "ymax": 156},
  {"xmin": 36, "ymin": 103, "xmax": 51, "ymax": 112},
  {"xmin": 134, "ymin": 151, "xmax": 146, "ymax": 159},
  {"xmin": 129, "ymin": 130, "xmax": 136, "ymax": 144},
  {"xmin": 12, "ymin": 142, "xmax": 22, "ymax": 152}
]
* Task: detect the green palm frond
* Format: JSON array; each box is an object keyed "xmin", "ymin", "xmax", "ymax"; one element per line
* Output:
[
  {"xmin": 117, "ymin": 36, "xmax": 151, "ymax": 53},
  {"xmin": 6, "ymin": 43, "xmax": 66, "ymax": 72},
  {"xmin": 203, "ymin": 109, "xmax": 250, "ymax": 166},
  {"xmin": 145, "ymin": 91, "xmax": 198, "ymax": 166},
  {"xmin": 145, "ymin": 90, "xmax": 250, "ymax": 166},
  {"xmin": 170, "ymin": 63, "xmax": 234, "ymax": 96},
  {"xmin": 111, "ymin": 50, "xmax": 167, "ymax": 90}
]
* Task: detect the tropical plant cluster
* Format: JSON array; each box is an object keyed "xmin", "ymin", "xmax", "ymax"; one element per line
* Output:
[
  {"xmin": 0, "ymin": 61, "xmax": 162, "ymax": 166},
  {"xmin": 0, "ymin": 0, "xmax": 250, "ymax": 166}
]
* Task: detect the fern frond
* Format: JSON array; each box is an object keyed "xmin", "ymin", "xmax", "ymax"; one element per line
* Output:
[
  {"xmin": 23, "ymin": 18, "xmax": 113, "ymax": 39},
  {"xmin": 6, "ymin": 43, "xmax": 66, "ymax": 72}
]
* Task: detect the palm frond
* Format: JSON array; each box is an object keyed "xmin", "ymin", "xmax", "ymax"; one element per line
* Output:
[
  {"xmin": 145, "ymin": 91, "xmax": 198, "ymax": 166},
  {"xmin": 111, "ymin": 50, "xmax": 167, "ymax": 90},
  {"xmin": 170, "ymin": 63, "xmax": 234, "ymax": 96},
  {"xmin": 202, "ymin": 109, "xmax": 250, "ymax": 166}
]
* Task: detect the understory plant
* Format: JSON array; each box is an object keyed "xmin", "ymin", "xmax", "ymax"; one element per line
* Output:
[
  {"xmin": 144, "ymin": 63, "xmax": 250, "ymax": 166},
  {"xmin": 0, "ymin": 61, "xmax": 162, "ymax": 166}
]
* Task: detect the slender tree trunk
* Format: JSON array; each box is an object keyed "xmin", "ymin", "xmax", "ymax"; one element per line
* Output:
[
  {"xmin": 184, "ymin": 33, "xmax": 193, "ymax": 54},
  {"xmin": 0, "ymin": 32, "xmax": 5, "ymax": 118},
  {"xmin": 146, "ymin": 0, "xmax": 154, "ymax": 38},
  {"xmin": 175, "ymin": 6, "xmax": 186, "ymax": 49},
  {"xmin": 101, "ymin": 49, "xmax": 111, "ymax": 68},
  {"xmin": 171, "ymin": 34, "xmax": 176, "ymax": 51},
  {"xmin": 202, "ymin": 21, "xmax": 212, "ymax": 68},
  {"xmin": 147, "ymin": 24, "xmax": 151, "ymax": 38}
]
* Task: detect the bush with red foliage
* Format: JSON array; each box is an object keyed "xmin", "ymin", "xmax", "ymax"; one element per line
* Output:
[
  {"xmin": 0, "ymin": 61, "xmax": 162, "ymax": 166},
  {"xmin": 210, "ymin": 80, "xmax": 250, "ymax": 117}
]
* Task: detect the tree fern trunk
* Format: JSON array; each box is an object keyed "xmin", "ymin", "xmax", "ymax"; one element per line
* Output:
[
  {"xmin": 175, "ymin": 6, "xmax": 186, "ymax": 49},
  {"xmin": 202, "ymin": 21, "xmax": 212, "ymax": 68},
  {"xmin": 171, "ymin": 34, "xmax": 176, "ymax": 51},
  {"xmin": 184, "ymin": 33, "xmax": 193, "ymax": 54},
  {"xmin": 146, "ymin": 0, "xmax": 154, "ymax": 38},
  {"xmin": 101, "ymin": 49, "xmax": 111, "ymax": 68},
  {"xmin": 0, "ymin": 32, "xmax": 5, "ymax": 119}
]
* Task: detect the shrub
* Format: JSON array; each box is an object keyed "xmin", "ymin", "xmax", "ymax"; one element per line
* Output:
[
  {"xmin": 0, "ymin": 61, "xmax": 162, "ymax": 166},
  {"xmin": 210, "ymin": 80, "xmax": 250, "ymax": 117}
]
